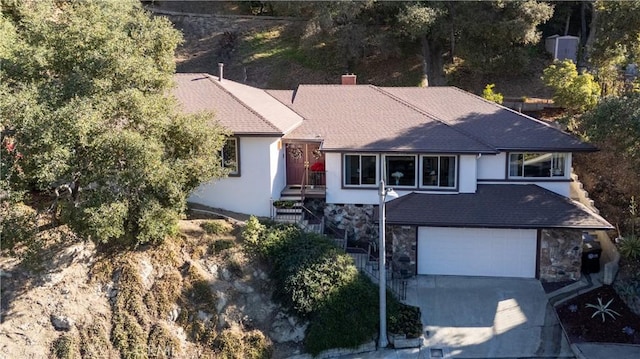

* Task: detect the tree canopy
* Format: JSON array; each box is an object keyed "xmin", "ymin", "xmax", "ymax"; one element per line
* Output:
[
  {"xmin": 542, "ymin": 59, "xmax": 601, "ymax": 113},
  {"xmin": 1, "ymin": 0, "xmax": 228, "ymax": 247},
  {"xmin": 394, "ymin": 0, "xmax": 553, "ymax": 85},
  {"xmin": 579, "ymin": 93, "xmax": 640, "ymax": 163}
]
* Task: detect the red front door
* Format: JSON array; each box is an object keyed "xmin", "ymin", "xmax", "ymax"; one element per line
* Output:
[{"xmin": 285, "ymin": 142, "xmax": 325, "ymax": 186}]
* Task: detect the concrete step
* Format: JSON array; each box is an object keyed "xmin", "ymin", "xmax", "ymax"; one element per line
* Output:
[
  {"xmin": 274, "ymin": 214, "xmax": 302, "ymax": 224},
  {"xmin": 278, "ymin": 196, "xmax": 303, "ymax": 202}
]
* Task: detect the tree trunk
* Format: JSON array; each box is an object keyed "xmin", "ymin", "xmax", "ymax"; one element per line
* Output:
[
  {"xmin": 581, "ymin": 1, "xmax": 597, "ymax": 69},
  {"xmin": 71, "ymin": 178, "xmax": 81, "ymax": 205},
  {"xmin": 421, "ymin": 36, "xmax": 446, "ymax": 87}
]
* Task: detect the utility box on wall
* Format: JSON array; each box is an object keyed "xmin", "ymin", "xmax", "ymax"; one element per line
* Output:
[{"xmin": 545, "ymin": 35, "xmax": 579, "ymax": 63}]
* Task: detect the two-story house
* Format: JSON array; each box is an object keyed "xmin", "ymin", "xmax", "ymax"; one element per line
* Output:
[{"xmin": 173, "ymin": 71, "xmax": 612, "ymax": 283}]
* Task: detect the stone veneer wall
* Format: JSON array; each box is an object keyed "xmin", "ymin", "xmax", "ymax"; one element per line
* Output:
[
  {"xmin": 388, "ymin": 226, "xmax": 417, "ymax": 277},
  {"xmin": 324, "ymin": 204, "xmax": 376, "ymax": 243},
  {"xmin": 539, "ymin": 228, "xmax": 583, "ymax": 282}
]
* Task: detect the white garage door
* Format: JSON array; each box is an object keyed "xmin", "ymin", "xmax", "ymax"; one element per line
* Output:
[{"xmin": 417, "ymin": 227, "xmax": 538, "ymax": 278}]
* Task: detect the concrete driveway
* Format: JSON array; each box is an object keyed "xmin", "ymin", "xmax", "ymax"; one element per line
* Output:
[{"xmin": 404, "ymin": 276, "xmax": 574, "ymax": 358}]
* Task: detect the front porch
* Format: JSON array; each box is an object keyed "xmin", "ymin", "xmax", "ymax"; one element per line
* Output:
[{"xmin": 280, "ymin": 184, "xmax": 326, "ymax": 199}]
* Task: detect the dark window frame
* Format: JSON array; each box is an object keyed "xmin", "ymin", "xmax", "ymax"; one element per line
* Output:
[
  {"xmin": 507, "ymin": 152, "xmax": 568, "ymax": 179},
  {"xmin": 342, "ymin": 153, "xmax": 378, "ymax": 188},
  {"xmin": 419, "ymin": 155, "xmax": 458, "ymax": 189},
  {"xmin": 222, "ymin": 137, "xmax": 240, "ymax": 176},
  {"xmin": 384, "ymin": 154, "xmax": 418, "ymax": 188}
]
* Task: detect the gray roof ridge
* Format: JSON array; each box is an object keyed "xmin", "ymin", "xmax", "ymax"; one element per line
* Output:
[
  {"xmin": 202, "ymin": 74, "xmax": 282, "ymax": 134},
  {"xmin": 373, "ymin": 86, "xmax": 497, "ymax": 153},
  {"xmin": 263, "ymin": 87, "xmax": 309, "ymax": 135},
  {"xmin": 447, "ymin": 87, "xmax": 594, "ymax": 150}
]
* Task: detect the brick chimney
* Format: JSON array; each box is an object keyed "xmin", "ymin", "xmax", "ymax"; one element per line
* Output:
[{"xmin": 341, "ymin": 74, "xmax": 357, "ymax": 85}]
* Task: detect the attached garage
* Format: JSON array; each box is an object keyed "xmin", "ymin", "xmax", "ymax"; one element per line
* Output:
[{"xmin": 417, "ymin": 227, "xmax": 538, "ymax": 278}]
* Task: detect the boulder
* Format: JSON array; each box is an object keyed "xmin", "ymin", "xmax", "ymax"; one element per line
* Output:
[
  {"xmin": 50, "ymin": 314, "xmax": 74, "ymax": 331},
  {"xmin": 269, "ymin": 312, "xmax": 307, "ymax": 343}
]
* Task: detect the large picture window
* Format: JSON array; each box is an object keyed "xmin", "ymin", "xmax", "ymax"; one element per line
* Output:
[
  {"xmin": 385, "ymin": 155, "xmax": 417, "ymax": 187},
  {"xmin": 508, "ymin": 152, "xmax": 566, "ymax": 178},
  {"xmin": 222, "ymin": 138, "xmax": 239, "ymax": 175},
  {"xmin": 421, "ymin": 155, "xmax": 456, "ymax": 188},
  {"xmin": 344, "ymin": 154, "xmax": 377, "ymax": 186}
]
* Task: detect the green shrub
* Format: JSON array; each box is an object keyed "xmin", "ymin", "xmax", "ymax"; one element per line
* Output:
[
  {"xmin": 0, "ymin": 202, "xmax": 37, "ymax": 252},
  {"xmin": 242, "ymin": 216, "xmax": 267, "ymax": 250},
  {"xmin": 304, "ymin": 274, "xmax": 379, "ymax": 355},
  {"xmin": 282, "ymin": 247, "xmax": 358, "ymax": 316},
  {"xmin": 542, "ymin": 60, "xmax": 601, "ymax": 113},
  {"xmin": 187, "ymin": 279, "xmax": 217, "ymax": 310},
  {"xmin": 272, "ymin": 200, "xmax": 296, "ymax": 209},
  {"xmin": 111, "ymin": 311, "xmax": 146, "ymax": 359},
  {"xmin": 144, "ymin": 269, "xmax": 182, "ymax": 318},
  {"xmin": 242, "ymin": 216, "xmax": 299, "ymax": 259},
  {"xmin": 241, "ymin": 217, "xmax": 422, "ymax": 355},
  {"xmin": 388, "ymin": 303, "xmax": 422, "ymax": 338},
  {"xmin": 210, "ymin": 238, "xmax": 235, "ymax": 254},
  {"xmin": 200, "ymin": 220, "xmax": 227, "ymax": 235},
  {"xmin": 79, "ymin": 323, "xmax": 111, "ymax": 359},
  {"xmin": 482, "ymin": 84, "xmax": 503, "ymax": 104},
  {"xmin": 619, "ymin": 236, "xmax": 640, "ymax": 260},
  {"xmin": 51, "ymin": 334, "xmax": 78, "ymax": 359},
  {"xmin": 213, "ymin": 329, "xmax": 272, "ymax": 359},
  {"xmin": 110, "ymin": 260, "xmax": 149, "ymax": 359},
  {"xmin": 147, "ymin": 324, "xmax": 180, "ymax": 358}
]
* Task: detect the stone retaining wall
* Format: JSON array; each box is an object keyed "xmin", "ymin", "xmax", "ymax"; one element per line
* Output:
[
  {"xmin": 324, "ymin": 204, "xmax": 376, "ymax": 244},
  {"xmin": 540, "ymin": 228, "xmax": 583, "ymax": 282},
  {"xmin": 388, "ymin": 226, "xmax": 417, "ymax": 277}
]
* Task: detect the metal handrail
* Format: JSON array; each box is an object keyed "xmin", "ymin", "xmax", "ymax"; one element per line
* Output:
[{"xmin": 346, "ymin": 246, "xmax": 408, "ymax": 301}]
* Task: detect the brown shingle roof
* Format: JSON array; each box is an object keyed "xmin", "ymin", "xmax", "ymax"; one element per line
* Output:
[
  {"xmin": 172, "ymin": 74, "xmax": 302, "ymax": 135},
  {"xmin": 380, "ymin": 87, "xmax": 595, "ymax": 152},
  {"xmin": 383, "ymin": 184, "xmax": 613, "ymax": 229},
  {"xmin": 175, "ymin": 75, "xmax": 594, "ymax": 153},
  {"xmin": 267, "ymin": 85, "xmax": 495, "ymax": 153}
]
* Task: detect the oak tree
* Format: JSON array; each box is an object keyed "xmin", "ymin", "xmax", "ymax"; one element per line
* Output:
[{"xmin": 1, "ymin": 0, "xmax": 228, "ymax": 247}]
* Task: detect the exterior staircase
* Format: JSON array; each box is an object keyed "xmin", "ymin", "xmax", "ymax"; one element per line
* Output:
[{"xmin": 273, "ymin": 194, "xmax": 303, "ymax": 224}]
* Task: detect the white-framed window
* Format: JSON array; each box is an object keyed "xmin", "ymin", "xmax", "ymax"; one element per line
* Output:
[
  {"xmin": 344, "ymin": 154, "xmax": 378, "ymax": 187},
  {"xmin": 222, "ymin": 137, "xmax": 239, "ymax": 176},
  {"xmin": 420, "ymin": 155, "xmax": 457, "ymax": 188},
  {"xmin": 508, "ymin": 152, "xmax": 567, "ymax": 178},
  {"xmin": 385, "ymin": 155, "xmax": 417, "ymax": 187}
]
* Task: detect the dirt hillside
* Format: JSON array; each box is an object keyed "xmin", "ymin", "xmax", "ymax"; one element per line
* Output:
[{"xmin": 0, "ymin": 216, "xmax": 304, "ymax": 358}]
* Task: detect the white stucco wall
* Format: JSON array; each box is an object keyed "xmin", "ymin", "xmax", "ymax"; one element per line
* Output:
[
  {"xmin": 326, "ymin": 151, "xmax": 572, "ymax": 204},
  {"xmin": 326, "ymin": 152, "xmax": 478, "ymax": 204},
  {"xmin": 188, "ymin": 136, "xmax": 281, "ymax": 217},
  {"xmin": 477, "ymin": 153, "xmax": 506, "ymax": 180},
  {"xmin": 458, "ymin": 154, "xmax": 477, "ymax": 193},
  {"xmin": 477, "ymin": 152, "xmax": 573, "ymax": 197},
  {"xmin": 325, "ymin": 152, "xmax": 379, "ymax": 204},
  {"xmin": 270, "ymin": 140, "xmax": 286, "ymax": 200}
]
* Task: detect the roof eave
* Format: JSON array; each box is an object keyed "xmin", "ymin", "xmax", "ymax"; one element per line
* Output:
[
  {"xmin": 233, "ymin": 132, "xmax": 284, "ymax": 137},
  {"xmin": 497, "ymin": 145, "xmax": 598, "ymax": 153},
  {"xmin": 382, "ymin": 220, "xmax": 614, "ymax": 230},
  {"xmin": 321, "ymin": 148, "xmax": 498, "ymax": 154}
]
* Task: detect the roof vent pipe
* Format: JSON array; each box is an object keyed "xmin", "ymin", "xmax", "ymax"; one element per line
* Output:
[{"xmin": 218, "ymin": 63, "xmax": 224, "ymax": 82}]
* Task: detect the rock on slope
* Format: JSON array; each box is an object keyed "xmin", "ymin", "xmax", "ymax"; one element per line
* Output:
[{"xmin": 0, "ymin": 218, "xmax": 305, "ymax": 358}]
